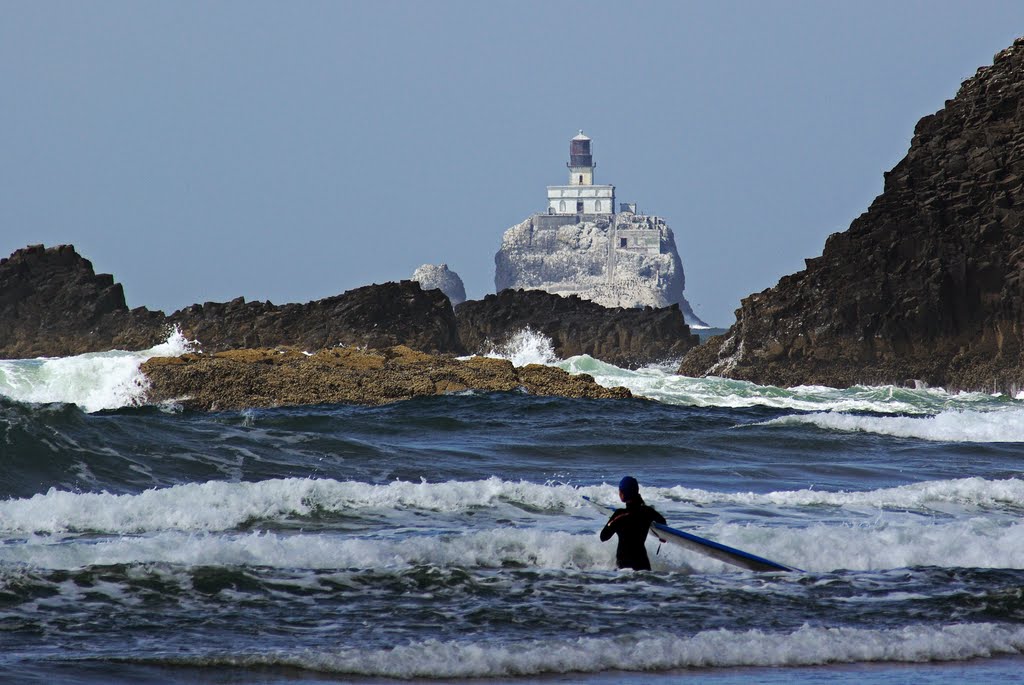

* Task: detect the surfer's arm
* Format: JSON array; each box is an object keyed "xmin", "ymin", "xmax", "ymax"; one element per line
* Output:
[{"xmin": 599, "ymin": 511, "xmax": 626, "ymax": 541}]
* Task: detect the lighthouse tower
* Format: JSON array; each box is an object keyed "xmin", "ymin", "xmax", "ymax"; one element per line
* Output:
[
  {"xmin": 546, "ymin": 131, "xmax": 615, "ymax": 215},
  {"xmin": 568, "ymin": 131, "xmax": 594, "ymax": 186}
]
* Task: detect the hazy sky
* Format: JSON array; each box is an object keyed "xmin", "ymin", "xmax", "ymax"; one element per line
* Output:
[{"xmin": 3, "ymin": 2, "xmax": 1023, "ymax": 326}]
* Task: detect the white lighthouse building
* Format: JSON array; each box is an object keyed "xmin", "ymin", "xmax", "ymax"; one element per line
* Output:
[{"xmin": 546, "ymin": 131, "xmax": 615, "ymax": 215}]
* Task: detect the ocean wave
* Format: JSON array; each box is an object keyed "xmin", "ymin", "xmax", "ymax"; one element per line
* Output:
[
  {"xmin": 763, "ymin": 409, "xmax": 1024, "ymax": 443},
  {"xmin": 139, "ymin": 623, "xmax": 1024, "ymax": 677},
  {"xmin": 662, "ymin": 476, "xmax": 1024, "ymax": 510},
  {"xmin": 0, "ymin": 477, "xmax": 590, "ymax": 535},
  {"xmin": 568, "ymin": 357, "xmax": 1013, "ymax": 415},
  {"xmin": 0, "ymin": 528, "xmax": 617, "ymax": 571},
  {"xmin": 0, "ymin": 329, "xmax": 194, "ymax": 412},
  {"xmin": 6, "ymin": 479, "xmax": 1024, "ymax": 569},
  {"xmin": 4, "ymin": 476, "xmax": 1023, "ymax": 536},
  {"xmin": 6, "ymin": 520, "xmax": 1024, "ymax": 573}
]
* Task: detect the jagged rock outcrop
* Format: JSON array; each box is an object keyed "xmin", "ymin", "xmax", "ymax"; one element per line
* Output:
[
  {"xmin": 456, "ymin": 288, "xmax": 698, "ymax": 368},
  {"xmin": 0, "ymin": 244, "xmax": 463, "ymax": 358},
  {"xmin": 680, "ymin": 38, "xmax": 1024, "ymax": 392},
  {"xmin": 142, "ymin": 345, "xmax": 631, "ymax": 410},
  {"xmin": 411, "ymin": 263, "xmax": 466, "ymax": 306},
  {"xmin": 167, "ymin": 281, "xmax": 462, "ymax": 355},
  {"xmin": 495, "ymin": 211, "xmax": 707, "ymax": 327},
  {"xmin": 0, "ymin": 244, "xmax": 166, "ymax": 357}
]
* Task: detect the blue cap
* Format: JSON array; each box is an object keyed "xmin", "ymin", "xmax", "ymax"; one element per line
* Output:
[{"xmin": 618, "ymin": 476, "xmax": 639, "ymax": 498}]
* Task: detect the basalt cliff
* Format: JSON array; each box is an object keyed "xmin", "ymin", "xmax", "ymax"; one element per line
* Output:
[
  {"xmin": 456, "ymin": 288, "xmax": 698, "ymax": 369},
  {"xmin": 0, "ymin": 244, "xmax": 461, "ymax": 358},
  {"xmin": 680, "ymin": 38, "xmax": 1024, "ymax": 393}
]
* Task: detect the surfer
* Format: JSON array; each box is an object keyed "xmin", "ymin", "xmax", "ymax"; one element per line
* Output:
[{"xmin": 599, "ymin": 476, "xmax": 666, "ymax": 571}]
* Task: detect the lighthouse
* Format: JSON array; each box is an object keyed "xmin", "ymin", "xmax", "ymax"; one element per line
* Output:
[{"xmin": 546, "ymin": 131, "xmax": 615, "ymax": 215}]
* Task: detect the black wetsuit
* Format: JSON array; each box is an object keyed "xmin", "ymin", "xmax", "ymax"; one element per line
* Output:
[{"xmin": 599, "ymin": 497, "xmax": 666, "ymax": 570}]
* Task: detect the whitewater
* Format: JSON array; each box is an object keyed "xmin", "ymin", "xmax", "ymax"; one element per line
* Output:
[{"xmin": 2, "ymin": 329, "xmax": 1023, "ymax": 684}]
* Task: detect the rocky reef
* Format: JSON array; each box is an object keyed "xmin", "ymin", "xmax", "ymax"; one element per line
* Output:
[
  {"xmin": 495, "ymin": 211, "xmax": 707, "ymax": 327},
  {"xmin": 2, "ymin": 244, "xmax": 697, "ymax": 373},
  {"xmin": 142, "ymin": 345, "xmax": 631, "ymax": 411},
  {"xmin": 456, "ymin": 288, "xmax": 698, "ymax": 368},
  {"xmin": 0, "ymin": 243, "xmax": 675, "ymax": 408},
  {"xmin": 412, "ymin": 263, "xmax": 466, "ymax": 306},
  {"xmin": 680, "ymin": 38, "xmax": 1024, "ymax": 392}
]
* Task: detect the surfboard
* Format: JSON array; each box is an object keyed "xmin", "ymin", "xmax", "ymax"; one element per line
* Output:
[{"xmin": 583, "ymin": 495, "xmax": 801, "ymax": 573}]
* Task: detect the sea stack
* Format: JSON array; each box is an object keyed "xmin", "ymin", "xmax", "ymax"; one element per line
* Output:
[
  {"xmin": 494, "ymin": 131, "xmax": 707, "ymax": 327},
  {"xmin": 411, "ymin": 263, "xmax": 467, "ymax": 306},
  {"xmin": 679, "ymin": 38, "xmax": 1024, "ymax": 393}
]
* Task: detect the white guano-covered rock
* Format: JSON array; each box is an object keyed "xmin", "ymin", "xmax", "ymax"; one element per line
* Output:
[
  {"xmin": 494, "ymin": 212, "xmax": 707, "ymax": 326},
  {"xmin": 411, "ymin": 263, "xmax": 467, "ymax": 306}
]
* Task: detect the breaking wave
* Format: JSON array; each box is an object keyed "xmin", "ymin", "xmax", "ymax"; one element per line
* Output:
[
  {"xmin": 4, "ymin": 477, "xmax": 1024, "ymax": 573},
  {"xmin": 5, "ymin": 476, "xmax": 1024, "ymax": 535},
  {"xmin": 0, "ymin": 329, "xmax": 193, "ymax": 412},
  {"xmin": 764, "ymin": 408, "xmax": 1024, "ymax": 443},
  {"xmin": 143, "ymin": 623, "xmax": 1024, "ymax": 677}
]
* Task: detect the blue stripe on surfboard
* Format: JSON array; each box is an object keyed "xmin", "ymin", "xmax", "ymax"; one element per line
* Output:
[
  {"xmin": 651, "ymin": 521, "xmax": 801, "ymax": 573},
  {"xmin": 583, "ymin": 495, "xmax": 801, "ymax": 573}
]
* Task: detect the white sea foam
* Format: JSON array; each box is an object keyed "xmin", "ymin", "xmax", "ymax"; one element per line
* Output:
[
  {"xmin": 662, "ymin": 476, "xmax": 1024, "ymax": 510},
  {"xmin": 5, "ymin": 517, "xmax": 1023, "ymax": 573},
  {"xmin": 153, "ymin": 623, "xmax": 1024, "ymax": 677},
  {"xmin": 0, "ymin": 528, "xmax": 617, "ymax": 571},
  {"xmin": 0, "ymin": 328, "xmax": 194, "ymax": 412},
  {"xmin": 478, "ymin": 329, "xmax": 1020, "ymax": 419},
  {"xmin": 0, "ymin": 477, "xmax": 593, "ymax": 535},
  {"xmin": 765, "ymin": 408, "xmax": 1024, "ymax": 443}
]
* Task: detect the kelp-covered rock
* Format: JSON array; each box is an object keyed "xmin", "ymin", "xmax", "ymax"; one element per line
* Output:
[{"xmin": 141, "ymin": 345, "xmax": 631, "ymax": 411}]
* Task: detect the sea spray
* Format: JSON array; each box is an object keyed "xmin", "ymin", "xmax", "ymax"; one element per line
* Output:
[{"xmin": 481, "ymin": 326, "xmax": 559, "ymax": 367}]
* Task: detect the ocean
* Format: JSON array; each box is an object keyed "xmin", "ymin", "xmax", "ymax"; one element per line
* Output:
[{"xmin": 1, "ymin": 330, "xmax": 1023, "ymax": 684}]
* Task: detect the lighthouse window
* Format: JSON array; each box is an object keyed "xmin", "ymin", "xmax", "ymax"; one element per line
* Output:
[
  {"xmin": 596, "ymin": 200, "xmax": 602, "ymax": 212},
  {"xmin": 559, "ymin": 200, "xmax": 566, "ymax": 213},
  {"xmin": 620, "ymin": 237, "xmax": 628, "ymax": 248},
  {"xmin": 576, "ymin": 201, "xmax": 584, "ymax": 213},
  {"xmin": 579, "ymin": 175, "xmax": 583, "ymax": 183}
]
